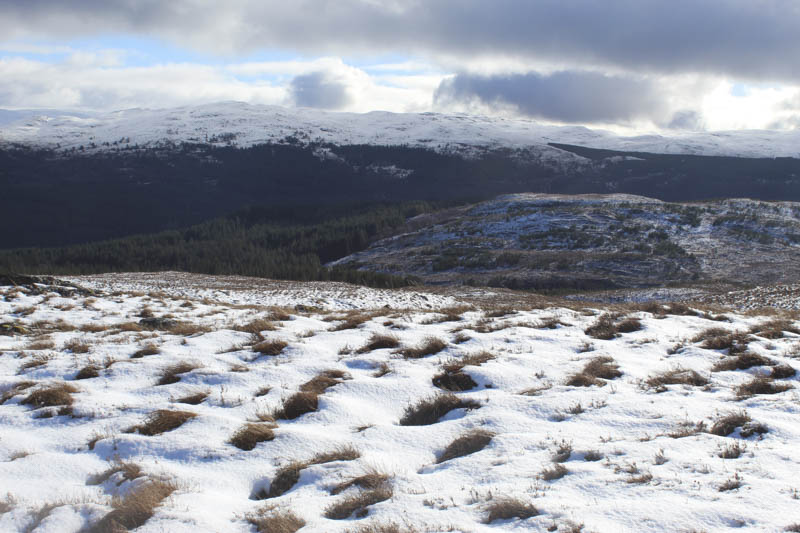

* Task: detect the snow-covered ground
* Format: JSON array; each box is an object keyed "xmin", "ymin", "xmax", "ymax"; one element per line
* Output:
[
  {"xmin": 1, "ymin": 275, "xmax": 800, "ymax": 532},
  {"xmin": 2, "ymin": 102, "xmax": 800, "ymax": 159}
]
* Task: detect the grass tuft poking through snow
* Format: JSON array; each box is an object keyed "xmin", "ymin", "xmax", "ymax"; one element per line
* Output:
[
  {"xmin": 399, "ymin": 394, "xmax": 480, "ymax": 426},
  {"xmin": 126, "ymin": 409, "xmax": 197, "ymax": 436}
]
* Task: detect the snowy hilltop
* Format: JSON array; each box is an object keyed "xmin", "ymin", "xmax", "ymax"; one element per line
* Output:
[{"xmin": 2, "ymin": 101, "xmax": 800, "ymax": 159}]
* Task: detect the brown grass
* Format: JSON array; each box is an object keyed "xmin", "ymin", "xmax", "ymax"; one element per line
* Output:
[
  {"xmin": 584, "ymin": 314, "xmax": 620, "ymax": 340},
  {"xmin": 22, "ymin": 383, "xmax": 77, "ymax": 408},
  {"xmin": 324, "ymin": 485, "xmax": 393, "ymax": 520},
  {"xmin": 254, "ymin": 446, "xmax": 360, "ymax": 500},
  {"xmin": 234, "ymin": 318, "xmax": 278, "ymax": 334},
  {"xmin": 169, "ymin": 322, "xmax": 212, "ymax": 336},
  {"xmin": 566, "ymin": 356, "xmax": 621, "ymax": 387},
  {"xmin": 79, "ymin": 323, "xmax": 109, "ymax": 333},
  {"xmin": 432, "ymin": 370, "xmax": 477, "ymax": 391},
  {"xmin": 718, "ymin": 473, "xmax": 742, "ymax": 492},
  {"xmin": 87, "ymin": 478, "xmax": 176, "ymax": 533},
  {"xmin": 300, "ymin": 369, "xmax": 349, "ymax": 394},
  {"xmin": 116, "ymin": 322, "xmax": 143, "ymax": 332},
  {"xmin": 253, "ymin": 339, "xmax": 288, "ymax": 356},
  {"xmin": 711, "ymin": 352, "xmax": 775, "ymax": 371},
  {"xmin": 396, "ymin": 336, "xmax": 448, "ymax": 359},
  {"xmin": 749, "ymin": 319, "xmax": 800, "ymax": 339},
  {"xmin": 0, "ymin": 381, "xmax": 35, "ymax": 404},
  {"xmin": 709, "ymin": 411, "xmax": 750, "ymax": 436},
  {"xmin": 17, "ymin": 354, "xmax": 51, "ymax": 372},
  {"xmin": 273, "ymin": 392, "xmax": 318, "ymax": 420},
  {"xmin": 331, "ymin": 312, "xmax": 376, "ymax": 331},
  {"xmin": 174, "ymin": 390, "xmax": 209, "ymax": 405},
  {"xmin": 771, "ymin": 364, "xmax": 796, "ymax": 379},
  {"xmin": 399, "ymin": 394, "xmax": 480, "ymax": 426},
  {"xmin": 442, "ymin": 351, "xmax": 495, "ymax": 373},
  {"xmin": 331, "ymin": 468, "xmax": 390, "ymax": 495},
  {"xmin": 540, "ymin": 463, "xmax": 568, "ymax": 481},
  {"xmin": 692, "ymin": 328, "xmax": 750, "ymax": 353},
  {"xmin": 127, "ymin": 409, "xmax": 196, "ymax": 436},
  {"xmin": 483, "ymin": 498, "xmax": 539, "ymax": 523},
  {"xmin": 644, "ymin": 367, "xmax": 709, "ymax": 391},
  {"xmin": 246, "ymin": 506, "xmax": 305, "ymax": 533},
  {"xmin": 342, "ymin": 521, "xmax": 415, "ymax": 533},
  {"xmin": 735, "ymin": 376, "xmax": 793, "ymax": 398},
  {"xmin": 357, "ymin": 333, "xmax": 400, "ymax": 353},
  {"xmin": 229, "ymin": 423, "xmax": 276, "ymax": 451},
  {"xmin": 436, "ymin": 429, "xmax": 493, "ymax": 463},
  {"xmin": 75, "ymin": 365, "xmax": 100, "ymax": 380},
  {"xmin": 87, "ymin": 460, "xmax": 143, "ymax": 486},
  {"xmin": 157, "ymin": 362, "xmax": 200, "ymax": 386},
  {"xmin": 26, "ymin": 339, "xmax": 55, "ymax": 351},
  {"xmin": 131, "ymin": 343, "xmax": 160, "ymax": 358},
  {"xmin": 64, "ymin": 338, "xmax": 91, "ymax": 354}
]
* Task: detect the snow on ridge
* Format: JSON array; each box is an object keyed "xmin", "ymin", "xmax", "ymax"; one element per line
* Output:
[{"xmin": 1, "ymin": 101, "xmax": 799, "ymax": 159}]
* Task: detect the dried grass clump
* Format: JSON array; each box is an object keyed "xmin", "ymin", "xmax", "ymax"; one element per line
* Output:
[
  {"xmin": 709, "ymin": 411, "xmax": 750, "ymax": 436},
  {"xmin": 157, "ymin": 362, "xmax": 200, "ymax": 386},
  {"xmin": 771, "ymin": 364, "xmax": 796, "ymax": 379},
  {"xmin": 26, "ymin": 339, "xmax": 55, "ymax": 351},
  {"xmin": 87, "ymin": 478, "xmax": 176, "ymax": 533},
  {"xmin": 255, "ymin": 447, "xmax": 360, "ymax": 500},
  {"xmin": 253, "ymin": 340, "xmax": 288, "ymax": 356},
  {"xmin": 64, "ymin": 338, "xmax": 91, "ymax": 354},
  {"xmin": 432, "ymin": 369, "xmax": 477, "ymax": 391},
  {"xmin": 87, "ymin": 460, "xmax": 143, "ymax": 486},
  {"xmin": 644, "ymin": 367, "xmax": 709, "ymax": 391},
  {"xmin": 483, "ymin": 497, "xmax": 539, "ymax": 523},
  {"xmin": 234, "ymin": 318, "xmax": 277, "ymax": 335},
  {"xmin": 584, "ymin": 314, "xmax": 624, "ymax": 340},
  {"xmin": 749, "ymin": 319, "xmax": 800, "ymax": 339},
  {"xmin": 711, "ymin": 352, "xmax": 774, "ymax": 372},
  {"xmin": 75, "ymin": 365, "xmax": 100, "ymax": 380},
  {"xmin": 131, "ymin": 343, "xmax": 160, "ymax": 358},
  {"xmin": 357, "ymin": 334, "xmax": 400, "ymax": 354},
  {"xmin": 300, "ymin": 370, "xmax": 349, "ymax": 394},
  {"xmin": 127, "ymin": 409, "xmax": 196, "ymax": 436},
  {"xmin": 174, "ymin": 390, "xmax": 209, "ymax": 405},
  {"xmin": 718, "ymin": 473, "xmax": 742, "ymax": 492},
  {"xmin": 273, "ymin": 392, "xmax": 319, "ymax": 420},
  {"xmin": 18, "ymin": 354, "xmax": 52, "ymax": 372},
  {"xmin": 735, "ymin": 376, "xmax": 793, "ymax": 398},
  {"xmin": 692, "ymin": 328, "xmax": 750, "ymax": 353},
  {"xmin": 436, "ymin": 429, "xmax": 493, "ymax": 463},
  {"xmin": 324, "ymin": 485, "xmax": 393, "ymax": 520},
  {"xmin": 342, "ymin": 521, "xmax": 414, "ymax": 533},
  {"xmin": 566, "ymin": 356, "xmax": 621, "ymax": 387},
  {"xmin": 0, "ymin": 381, "xmax": 35, "ymax": 404},
  {"xmin": 396, "ymin": 336, "xmax": 448, "ymax": 359},
  {"xmin": 399, "ymin": 394, "xmax": 480, "ymax": 426},
  {"xmin": 331, "ymin": 312, "xmax": 375, "ymax": 331},
  {"xmin": 246, "ymin": 506, "xmax": 305, "ymax": 533},
  {"xmin": 229, "ymin": 423, "xmax": 276, "ymax": 451},
  {"xmin": 331, "ymin": 468, "xmax": 390, "ymax": 495},
  {"xmin": 718, "ymin": 441, "xmax": 747, "ymax": 459},
  {"xmin": 666, "ymin": 420, "xmax": 706, "ymax": 439},
  {"xmin": 79, "ymin": 323, "xmax": 109, "ymax": 333},
  {"xmin": 22, "ymin": 383, "xmax": 77, "ymax": 408}
]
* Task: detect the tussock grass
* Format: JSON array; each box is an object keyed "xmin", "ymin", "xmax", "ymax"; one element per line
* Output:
[
  {"xmin": 18, "ymin": 354, "xmax": 51, "ymax": 373},
  {"xmin": 709, "ymin": 411, "xmax": 750, "ymax": 436},
  {"xmin": 229, "ymin": 423, "xmax": 276, "ymax": 451},
  {"xmin": 331, "ymin": 312, "xmax": 376, "ymax": 331},
  {"xmin": 273, "ymin": 391, "xmax": 318, "ymax": 420},
  {"xmin": 300, "ymin": 369, "xmax": 349, "ymax": 394},
  {"xmin": 22, "ymin": 383, "xmax": 77, "ymax": 408},
  {"xmin": 64, "ymin": 338, "xmax": 91, "ymax": 354},
  {"xmin": 771, "ymin": 364, "xmax": 796, "ymax": 379},
  {"xmin": 711, "ymin": 352, "xmax": 775, "ymax": 372},
  {"xmin": 174, "ymin": 390, "xmax": 209, "ymax": 405},
  {"xmin": 644, "ymin": 367, "xmax": 709, "ymax": 391},
  {"xmin": 483, "ymin": 498, "xmax": 539, "ymax": 523},
  {"xmin": 233, "ymin": 318, "xmax": 277, "ymax": 335},
  {"xmin": 127, "ymin": 409, "xmax": 196, "ymax": 436},
  {"xmin": 87, "ymin": 460, "xmax": 143, "ymax": 486},
  {"xmin": 718, "ymin": 441, "xmax": 747, "ymax": 459},
  {"xmin": 585, "ymin": 313, "xmax": 642, "ymax": 339},
  {"xmin": 131, "ymin": 343, "xmax": 160, "ymax": 358},
  {"xmin": 331, "ymin": 468, "xmax": 391, "ymax": 495},
  {"xmin": 87, "ymin": 478, "xmax": 177, "ymax": 533},
  {"xmin": 749, "ymin": 319, "xmax": 800, "ymax": 339},
  {"xmin": 255, "ymin": 446, "xmax": 360, "ymax": 499},
  {"xmin": 246, "ymin": 506, "xmax": 305, "ymax": 533},
  {"xmin": 718, "ymin": 473, "xmax": 742, "ymax": 492},
  {"xmin": 26, "ymin": 339, "xmax": 55, "ymax": 351},
  {"xmin": 157, "ymin": 362, "xmax": 200, "ymax": 386},
  {"xmin": 692, "ymin": 328, "xmax": 750, "ymax": 353},
  {"xmin": 75, "ymin": 365, "xmax": 100, "ymax": 380},
  {"xmin": 436, "ymin": 429, "xmax": 493, "ymax": 463},
  {"xmin": 342, "ymin": 522, "xmax": 416, "ymax": 533},
  {"xmin": 0, "ymin": 381, "xmax": 35, "ymax": 404},
  {"xmin": 357, "ymin": 333, "xmax": 400, "ymax": 354},
  {"xmin": 566, "ymin": 356, "xmax": 621, "ymax": 387},
  {"xmin": 396, "ymin": 336, "xmax": 448, "ymax": 359},
  {"xmin": 324, "ymin": 485, "xmax": 393, "ymax": 520},
  {"xmin": 432, "ymin": 370, "xmax": 477, "ymax": 391},
  {"xmin": 253, "ymin": 340, "xmax": 288, "ymax": 356},
  {"xmin": 399, "ymin": 394, "xmax": 480, "ymax": 426},
  {"xmin": 735, "ymin": 376, "xmax": 793, "ymax": 398}
]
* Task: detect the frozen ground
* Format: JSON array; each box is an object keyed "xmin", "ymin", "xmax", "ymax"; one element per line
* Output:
[
  {"xmin": 1, "ymin": 274, "xmax": 800, "ymax": 532},
  {"xmin": 2, "ymin": 102, "xmax": 800, "ymax": 159}
]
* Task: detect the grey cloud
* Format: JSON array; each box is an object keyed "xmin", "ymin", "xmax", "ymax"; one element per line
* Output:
[
  {"xmin": 289, "ymin": 71, "xmax": 351, "ymax": 109},
  {"xmin": 666, "ymin": 110, "xmax": 706, "ymax": 131},
  {"xmin": 435, "ymin": 71, "xmax": 665, "ymax": 123},
  {"xmin": 2, "ymin": 1, "xmax": 800, "ymax": 81}
]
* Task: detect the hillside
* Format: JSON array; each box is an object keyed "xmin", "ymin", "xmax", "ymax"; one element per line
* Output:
[
  {"xmin": 1, "ymin": 273, "xmax": 799, "ymax": 532},
  {"xmin": 332, "ymin": 193, "xmax": 800, "ymax": 291}
]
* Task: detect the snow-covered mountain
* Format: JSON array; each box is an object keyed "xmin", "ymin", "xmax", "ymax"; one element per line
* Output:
[{"xmin": 2, "ymin": 101, "xmax": 800, "ymax": 159}]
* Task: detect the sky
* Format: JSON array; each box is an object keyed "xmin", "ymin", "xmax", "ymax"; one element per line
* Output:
[{"xmin": 1, "ymin": 0, "xmax": 799, "ymax": 133}]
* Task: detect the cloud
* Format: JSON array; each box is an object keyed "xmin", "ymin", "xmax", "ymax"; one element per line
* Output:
[
  {"xmin": 435, "ymin": 71, "xmax": 665, "ymax": 124},
  {"xmin": 2, "ymin": 1, "xmax": 800, "ymax": 82},
  {"xmin": 289, "ymin": 71, "xmax": 352, "ymax": 109},
  {"xmin": 666, "ymin": 110, "xmax": 706, "ymax": 131}
]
